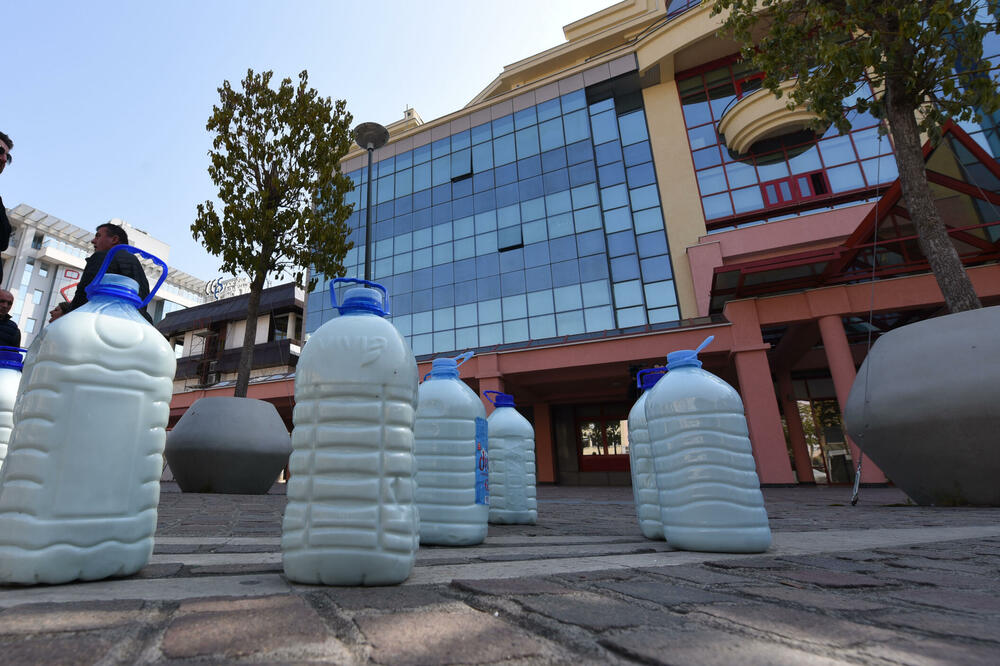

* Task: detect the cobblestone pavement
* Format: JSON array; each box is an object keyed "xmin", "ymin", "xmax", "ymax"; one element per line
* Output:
[{"xmin": 2, "ymin": 484, "xmax": 999, "ymax": 664}]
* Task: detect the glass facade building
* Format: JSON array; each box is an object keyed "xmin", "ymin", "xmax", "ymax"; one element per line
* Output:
[{"xmin": 306, "ymin": 71, "xmax": 680, "ymax": 356}]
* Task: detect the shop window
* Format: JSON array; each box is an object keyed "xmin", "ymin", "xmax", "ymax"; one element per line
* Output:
[
  {"xmin": 760, "ymin": 170, "xmax": 830, "ymax": 206},
  {"xmin": 575, "ymin": 403, "xmax": 631, "ymax": 472}
]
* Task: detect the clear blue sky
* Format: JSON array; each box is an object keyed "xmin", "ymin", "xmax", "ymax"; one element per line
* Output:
[{"xmin": 3, "ymin": 0, "xmax": 613, "ymax": 280}]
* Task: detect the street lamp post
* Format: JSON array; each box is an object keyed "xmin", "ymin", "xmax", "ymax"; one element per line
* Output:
[{"xmin": 352, "ymin": 122, "xmax": 390, "ymax": 282}]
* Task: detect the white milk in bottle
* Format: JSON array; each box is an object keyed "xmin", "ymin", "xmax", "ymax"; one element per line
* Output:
[
  {"xmin": 627, "ymin": 367, "xmax": 666, "ymax": 540},
  {"xmin": 0, "ymin": 247, "xmax": 176, "ymax": 584},
  {"xmin": 282, "ymin": 278, "xmax": 419, "ymax": 585},
  {"xmin": 484, "ymin": 391, "xmax": 536, "ymax": 525},
  {"xmin": 414, "ymin": 352, "xmax": 488, "ymax": 546},
  {"xmin": 0, "ymin": 346, "xmax": 26, "ymax": 473}
]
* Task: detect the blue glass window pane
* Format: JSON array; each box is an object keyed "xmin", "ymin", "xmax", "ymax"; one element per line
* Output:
[
  {"xmin": 478, "ymin": 277, "xmax": 500, "ymax": 300},
  {"xmin": 756, "ymin": 158, "xmax": 789, "ymax": 182},
  {"xmin": 616, "ymin": 306, "xmax": 647, "ymax": 328},
  {"xmin": 413, "ymin": 189, "xmax": 432, "ymax": 212},
  {"xmin": 613, "ymin": 280, "xmax": 643, "ymax": 307},
  {"xmin": 517, "ymin": 155, "xmax": 542, "ymax": 180},
  {"xmin": 598, "ymin": 162, "xmax": 626, "ymax": 187},
  {"xmin": 432, "ymin": 202, "xmax": 452, "ymax": 224},
  {"xmin": 520, "ymin": 196, "xmax": 545, "ymax": 221},
  {"xmin": 553, "ymin": 284, "xmax": 582, "ymax": 311},
  {"xmin": 494, "ymin": 162, "xmax": 517, "ymax": 186},
  {"xmin": 566, "ymin": 140, "xmax": 592, "ymax": 165},
  {"xmin": 432, "ymin": 156, "xmax": 450, "ymax": 186},
  {"xmin": 648, "ymin": 306, "xmax": 680, "ymax": 324},
  {"xmin": 453, "ymin": 217, "xmax": 474, "ymax": 239},
  {"xmin": 623, "ymin": 141, "xmax": 652, "ymax": 167},
  {"xmin": 636, "ymin": 231, "xmax": 668, "ymax": 258},
  {"xmin": 732, "ymin": 186, "xmax": 764, "ymax": 214},
  {"xmin": 522, "ymin": 219, "xmax": 548, "ymax": 244},
  {"xmin": 413, "ymin": 143, "xmax": 431, "ymax": 164},
  {"xmin": 571, "ymin": 183, "xmax": 599, "ymax": 209},
  {"xmin": 788, "ymin": 146, "xmax": 823, "ymax": 174},
  {"xmin": 682, "ymin": 98, "xmax": 712, "ymax": 127},
  {"xmin": 640, "ymin": 255, "xmax": 672, "ymax": 282},
  {"xmin": 515, "ymin": 126, "xmax": 540, "ymax": 158},
  {"xmin": 687, "ymin": 124, "xmax": 718, "ymax": 150},
  {"xmin": 498, "ymin": 225, "xmax": 522, "ymax": 250},
  {"xmin": 492, "ymin": 114, "xmax": 514, "ymax": 136},
  {"xmin": 529, "ymin": 314, "xmax": 557, "ymax": 339},
  {"xmin": 452, "ymin": 195, "xmax": 473, "ymax": 218},
  {"xmin": 590, "ymin": 110, "xmax": 618, "ymax": 144},
  {"xmin": 394, "ymin": 168, "xmax": 413, "ymax": 197},
  {"xmin": 497, "ymin": 204, "xmax": 520, "ymax": 228},
  {"xmin": 413, "ymin": 247, "xmax": 432, "ymax": 270},
  {"xmin": 412, "ymin": 290, "xmax": 433, "ymax": 313},
  {"xmin": 563, "ymin": 109, "xmax": 590, "ymax": 143},
  {"xmin": 476, "ymin": 231, "xmax": 498, "ymax": 255},
  {"xmin": 852, "ymin": 128, "xmax": 887, "ymax": 158},
  {"xmin": 585, "ymin": 306, "xmax": 614, "ymax": 332},
  {"xmin": 411, "ymin": 334, "xmax": 432, "ymax": 356},
  {"xmin": 725, "ymin": 161, "xmax": 757, "ymax": 188},
  {"xmin": 471, "ymin": 122, "xmax": 492, "ymax": 145},
  {"xmin": 524, "ymin": 265, "xmax": 552, "ymax": 290},
  {"xmin": 542, "ymin": 147, "xmax": 568, "ymax": 173},
  {"xmin": 502, "ymin": 293, "xmax": 527, "ymax": 319},
  {"xmin": 514, "ymin": 106, "xmax": 537, "ymax": 129},
  {"xmin": 376, "ymin": 236, "xmax": 393, "ymax": 256},
  {"xmin": 827, "ymin": 163, "xmax": 865, "ymax": 193},
  {"xmin": 455, "ymin": 303, "xmax": 477, "ymax": 328},
  {"xmin": 551, "ymin": 259, "xmax": 580, "ymax": 287},
  {"xmin": 374, "ymin": 257, "xmax": 392, "ymax": 279},
  {"xmin": 697, "ymin": 166, "xmax": 727, "ymax": 195},
  {"xmin": 472, "ymin": 143, "xmax": 493, "ymax": 172},
  {"xmin": 627, "ymin": 162, "xmax": 656, "ymax": 189},
  {"xmin": 527, "ymin": 289, "xmax": 554, "ymax": 315},
  {"xmin": 569, "ymin": 161, "xmax": 597, "ymax": 186},
  {"xmin": 479, "ymin": 323, "xmax": 502, "ymax": 346},
  {"xmin": 644, "ymin": 281, "xmax": 678, "ymax": 308},
  {"xmin": 433, "ymin": 331, "xmax": 455, "ymax": 353},
  {"xmin": 573, "ymin": 206, "xmax": 602, "ymax": 232},
  {"xmin": 545, "ymin": 190, "xmax": 571, "ymax": 215},
  {"xmin": 433, "ymin": 243, "xmax": 453, "ymax": 265},
  {"xmin": 607, "ymin": 230, "xmax": 636, "ymax": 257},
  {"xmin": 576, "ymin": 230, "xmax": 605, "ymax": 256},
  {"xmin": 393, "ymin": 253, "xmax": 412, "ymax": 274},
  {"xmin": 390, "ymin": 314, "xmax": 409, "ymax": 336},
  {"xmin": 561, "ymin": 89, "xmax": 586, "ymax": 112},
  {"xmin": 611, "ymin": 254, "xmax": 640, "ymax": 281},
  {"xmin": 456, "ymin": 326, "xmax": 478, "ymax": 349},
  {"xmin": 549, "ymin": 235, "xmax": 577, "ymax": 262},
  {"xmin": 454, "ymin": 282, "xmax": 476, "ymax": 305},
  {"xmin": 547, "ymin": 212, "xmax": 574, "ymax": 238},
  {"xmin": 582, "ymin": 279, "xmax": 611, "ymax": 307},
  {"xmin": 396, "ymin": 150, "xmax": 413, "ymax": 171},
  {"xmin": 494, "ymin": 134, "xmax": 516, "ymax": 165},
  {"xmin": 537, "ymin": 97, "xmax": 561, "ymax": 121},
  {"xmin": 693, "ymin": 146, "xmax": 722, "ymax": 170},
  {"xmin": 431, "ymin": 137, "xmax": 450, "ymax": 159},
  {"xmin": 600, "ymin": 183, "xmax": 629, "ymax": 210},
  {"xmin": 495, "ymin": 182, "xmax": 519, "ymax": 207},
  {"xmin": 500, "ymin": 270, "xmax": 526, "ymax": 296},
  {"xmin": 473, "ymin": 170, "xmax": 494, "ymax": 192},
  {"xmin": 478, "ymin": 298, "xmax": 501, "ymax": 323},
  {"xmin": 630, "ymin": 183, "xmax": 660, "ymax": 210},
  {"xmin": 375, "ymin": 156, "xmax": 394, "ymax": 178},
  {"xmin": 861, "ymin": 155, "xmax": 898, "ymax": 185},
  {"xmin": 539, "ymin": 117, "xmax": 565, "ymax": 152},
  {"xmin": 454, "ymin": 257, "xmax": 476, "ymax": 281},
  {"xmin": 376, "ymin": 176, "xmax": 394, "ymax": 203},
  {"xmin": 499, "ymin": 246, "xmax": 524, "ymax": 272},
  {"xmin": 451, "ymin": 130, "xmax": 471, "ymax": 151},
  {"xmin": 524, "ymin": 241, "xmax": 550, "ymax": 268},
  {"xmin": 703, "ymin": 192, "xmax": 733, "ymax": 219},
  {"xmin": 474, "ymin": 190, "xmax": 496, "ymax": 213},
  {"xmin": 413, "ymin": 227, "xmax": 433, "ymax": 249},
  {"xmin": 819, "ymin": 134, "xmax": 856, "ymax": 167},
  {"xmin": 503, "ymin": 319, "xmax": 529, "ymax": 343},
  {"xmin": 433, "ymin": 286, "xmax": 454, "ymax": 311},
  {"xmin": 556, "ymin": 310, "xmax": 585, "ymax": 336},
  {"xmin": 618, "ymin": 110, "xmax": 649, "ymax": 146},
  {"xmin": 543, "ymin": 169, "xmax": 570, "ymax": 194},
  {"xmin": 604, "ymin": 207, "xmax": 631, "ymax": 233},
  {"xmin": 578, "ymin": 254, "xmax": 609, "ymax": 281},
  {"xmin": 454, "ymin": 237, "xmax": 476, "ymax": 260},
  {"xmin": 594, "ymin": 141, "xmax": 622, "ymax": 166},
  {"xmin": 394, "ymin": 270, "xmax": 412, "ymax": 292},
  {"xmin": 589, "ymin": 97, "xmax": 614, "ymax": 114}
]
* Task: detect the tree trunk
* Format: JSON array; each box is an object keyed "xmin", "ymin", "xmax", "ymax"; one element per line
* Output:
[
  {"xmin": 883, "ymin": 82, "xmax": 982, "ymax": 312},
  {"xmin": 234, "ymin": 267, "xmax": 268, "ymax": 398}
]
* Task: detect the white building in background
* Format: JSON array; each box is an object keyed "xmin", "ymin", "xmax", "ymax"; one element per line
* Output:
[{"xmin": 3, "ymin": 203, "xmax": 208, "ymax": 347}]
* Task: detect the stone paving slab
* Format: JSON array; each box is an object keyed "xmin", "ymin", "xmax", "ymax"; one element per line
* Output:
[{"xmin": 1, "ymin": 485, "xmax": 999, "ymax": 664}]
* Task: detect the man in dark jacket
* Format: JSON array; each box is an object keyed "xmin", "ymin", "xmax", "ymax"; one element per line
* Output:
[
  {"xmin": 68, "ymin": 222, "xmax": 152, "ymax": 323},
  {"xmin": 0, "ymin": 289, "xmax": 20, "ymax": 348},
  {"xmin": 0, "ymin": 131, "xmax": 13, "ymax": 285}
]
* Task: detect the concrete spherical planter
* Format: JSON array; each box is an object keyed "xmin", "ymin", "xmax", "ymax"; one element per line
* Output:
[
  {"xmin": 165, "ymin": 397, "xmax": 291, "ymax": 494},
  {"xmin": 845, "ymin": 305, "xmax": 1000, "ymax": 506}
]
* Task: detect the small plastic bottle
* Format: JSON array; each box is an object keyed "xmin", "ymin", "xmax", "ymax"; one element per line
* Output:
[
  {"xmin": 413, "ymin": 351, "xmax": 488, "ymax": 546},
  {"xmin": 484, "ymin": 391, "xmax": 536, "ymax": 525},
  {"xmin": 627, "ymin": 367, "xmax": 666, "ymax": 540},
  {"xmin": 645, "ymin": 336, "xmax": 772, "ymax": 553},
  {"xmin": 282, "ymin": 278, "xmax": 419, "ymax": 586},
  {"xmin": 0, "ymin": 247, "xmax": 176, "ymax": 584},
  {"xmin": 0, "ymin": 346, "xmax": 26, "ymax": 473}
]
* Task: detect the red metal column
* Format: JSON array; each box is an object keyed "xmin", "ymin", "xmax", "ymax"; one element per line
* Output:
[
  {"xmin": 777, "ymin": 371, "xmax": 815, "ymax": 483},
  {"xmin": 533, "ymin": 402, "xmax": 556, "ymax": 483}
]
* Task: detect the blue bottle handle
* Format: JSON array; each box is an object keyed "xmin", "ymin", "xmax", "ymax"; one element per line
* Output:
[
  {"xmin": 89, "ymin": 244, "xmax": 168, "ymax": 308},
  {"xmin": 422, "ymin": 350, "xmax": 475, "ymax": 382},
  {"xmin": 0, "ymin": 346, "xmax": 28, "ymax": 354},
  {"xmin": 636, "ymin": 366, "xmax": 667, "ymax": 389},
  {"xmin": 329, "ymin": 277, "xmax": 388, "ymax": 310}
]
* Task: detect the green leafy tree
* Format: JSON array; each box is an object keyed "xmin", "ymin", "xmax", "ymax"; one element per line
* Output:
[
  {"xmin": 193, "ymin": 69, "xmax": 355, "ymax": 397},
  {"xmin": 712, "ymin": 0, "xmax": 1000, "ymax": 312}
]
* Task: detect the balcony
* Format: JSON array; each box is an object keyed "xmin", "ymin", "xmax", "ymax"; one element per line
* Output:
[{"xmin": 718, "ymin": 79, "xmax": 824, "ymax": 155}]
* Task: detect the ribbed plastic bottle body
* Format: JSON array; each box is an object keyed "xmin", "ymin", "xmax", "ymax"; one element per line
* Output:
[
  {"xmin": 414, "ymin": 377, "xmax": 488, "ymax": 545},
  {"xmin": 627, "ymin": 392, "xmax": 662, "ymax": 540},
  {"xmin": 282, "ymin": 312, "xmax": 419, "ymax": 585},
  {"xmin": 0, "ymin": 304, "xmax": 177, "ymax": 584},
  {"xmin": 645, "ymin": 366, "xmax": 771, "ymax": 553},
  {"xmin": 0, "ymin": 368, "xmax": 20, "ymax": 472},
  {"xmin": 487, "ymin": 406, "xmax": 537, "ymax": 524}
]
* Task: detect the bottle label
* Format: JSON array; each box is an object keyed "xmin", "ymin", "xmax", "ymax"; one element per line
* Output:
[{"xmin": 475, "ymin": 416, "xmax": 489, "ymax": 505}]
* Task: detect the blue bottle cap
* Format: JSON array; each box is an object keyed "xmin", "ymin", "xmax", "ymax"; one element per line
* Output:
[
  {"xmin": 484, "ymin": 390, "xmax": 515, "ymax": 407},
  {"xmin": 85, "ymin": 273, "xmax": 143, "ymax": 308},
  {"xmin": 665, "ymin": 335, "xmax": 714, "ymax": 371},
  {"xmin": 637, "ymin": 367, "xmax": 666, "ymax": 390},
  {"xmin": 430, "ymin": 356, "xmax": 459, "ymax": 379},
  {"xmin": 0, "ymin": 346, "xmax": 26, "ymax": 371},
  {"xmin": 331, "ymin": 278, "xmax": 390, "ymax": 317}
]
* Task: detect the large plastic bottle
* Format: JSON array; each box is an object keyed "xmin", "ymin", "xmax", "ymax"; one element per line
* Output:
[
  {"xmin": 0, "ymin": 247, "xmax": 176, "ymax": 584},
  {"xmin": 644, "ymin": 336, "xmax": 772, "ymax": 553},
  {"xmin": 282, "ymin": 278, "xmax": 419, "ymax": 585},
  {"xmin": 628, "ymin": 367, "xmax": 666, "ymax": 540},
  {"xmin": 484, "ymin": 391, "xmax": 536, "ymax": 525},
  {"xmin": 0, "ymin": 346, "xmax": 26, "ymax": 473},
  {"xmin": 413, "ymin": 351, "xmax": 489, "ymax": 546}
]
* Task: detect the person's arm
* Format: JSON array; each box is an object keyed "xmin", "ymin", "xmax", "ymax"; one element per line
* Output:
[{"xmin": 0, "ymin": 195, "xmax": 11, "ymax": 253}]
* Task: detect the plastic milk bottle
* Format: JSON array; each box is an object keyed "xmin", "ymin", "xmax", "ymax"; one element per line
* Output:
[
  {"xmin": 644, "ymin": 336, "xmax": 771, "ymax": 553},
  {"xmin": 0, "ymin": 247, "xmax": 176, "ymax": 584},
  {"xmin": 0, "ymin": 346, "xmax": 25, "ymax": 473},
  {"xmin": 282, "ymin": 278, "xmax": 419, "ymax": 585},
  {"xmin": 628, "ymin": 367, "xmax": 666, "ymax": 540},
  {"xmin": 484, "ymin": 391, "xmax": 536, "ymax": 525},
  {"xmin": 414, "ymin": 352, "xmax": 489, "ymax": 546}
]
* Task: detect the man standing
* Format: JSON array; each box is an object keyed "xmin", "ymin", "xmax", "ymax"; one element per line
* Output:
[
  {"xmin": 0, "ymin": 131, "xmax": 13, "ymax": 285},
  {"xmin": 0, "ymin": 289, "xmax": 20, "ymax": 348},
  {"xmin": 68, "ymin": 222, "xmax": 152, "ymax": 323}
]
